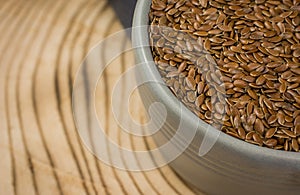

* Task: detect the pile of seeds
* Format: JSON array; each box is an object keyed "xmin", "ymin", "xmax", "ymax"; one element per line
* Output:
[{"xmin": 149, "ymin": 0, "xmax": 300, "ymax": 151}]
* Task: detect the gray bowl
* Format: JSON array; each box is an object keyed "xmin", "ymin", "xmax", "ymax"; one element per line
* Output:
[{"xmin": 132, "ymin": 1, "xmax": 300, "ymax": 194}]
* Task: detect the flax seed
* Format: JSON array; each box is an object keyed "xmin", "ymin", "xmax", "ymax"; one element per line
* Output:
[{"xmin": 150, "ymin": 0, "xmax": 300, "ymax": 152}]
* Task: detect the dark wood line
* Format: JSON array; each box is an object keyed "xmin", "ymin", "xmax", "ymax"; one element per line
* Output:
[
  {"xmin": 99, "ymin": 14, "xmax": 128, "ymax": 195},
  {"xmin": 0, "ymin": 0, "xmax": 14, "ymax": 23},
  {"xmin": 0, "ymin": 0, "xmax": 26, "ymax": 70},
  {"xmin": 31, "ymin": 2, "xmax": 70, "ymax": 195},
  {"xmin": 128, "ymin": 137, "xmax": 160, "ymax": 194},
  {"xmin": 78, "ymin": 2, "xmax": 111, "ymax": 195},
  {"xmin": 85, "ymin": 1, "xmax": 119, "ymax": 193},
  {"xmin": 0, "ymin": 0, "xmax": 25, "ymax": 60},
  {"xmin": 0, "ymin": 0, "xmax": 10, "ymax": 10},
  {"xmin": 54, "ymin": 1, "xmax": 94, "ymax": 194},
  {"xmin": 117, "ymin": 35, "xmax": 144, "ymax": 195},
  {"xmin": 118, "ymin": 36, "xmax": 159, "ymax": 195},
  {"xmin": 66, "ymin": 1, "xmax": 110, "ymax": 194},
  {"xmin": 141, "ymin": 115, "xmax": 182, "ymax": 195},
  {"xmin": 2, "ymin": 1, "xmax": 36, "ymax": 194},
  {"xmin": 14, "ymin": 1, "xmax": 53, "ymax": 195}
]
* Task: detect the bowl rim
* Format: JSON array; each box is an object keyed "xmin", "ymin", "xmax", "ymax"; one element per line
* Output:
[{"xmin": 132, "ymin": 0, "xmax": 300, "ymax": 162}]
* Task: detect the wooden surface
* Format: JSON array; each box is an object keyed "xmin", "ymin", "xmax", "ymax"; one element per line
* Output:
[{"xmin": 0, "ymin": 0, "xmax": 201, "ymax": 194}]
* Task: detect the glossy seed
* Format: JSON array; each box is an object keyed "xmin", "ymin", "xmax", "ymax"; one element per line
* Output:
[
  {"xmin": 150, "ymin": 0, "xmax": 300, "ymax": 152},
  {"xmin": 277, "ymin": 111, "xmax": 285, "ymax": 125},
  {"xmin": 194, "ymin": 31, "xmax": 209, "ymax": 36},
  {"xmin": 295, "ymin": 125, "xmax": 300, "ymax": 136},
  {"xmin": 293, "ymin": 49, "xmax": 300, "ymax": 57},
  {"xmin": 253, "ymin": 133, "xmax": 263, "ymax": 146},
  {"xmin": 254, "ymin": 118, "xmax": 264, "ymax": 135},
  {"xmin": 233, "ymin": 80, "xmax": 248, "ymax": 88},
  {"xmin": 292, "ymin": 139, "xmax": 299, "ymax": 151},
  {"xmin": 264, "ymin": 139, "xmax": 278, "ymax": 148},
  {"xmin": 186, "ymin": 77, "xmax": 196, "ymax": 90}
]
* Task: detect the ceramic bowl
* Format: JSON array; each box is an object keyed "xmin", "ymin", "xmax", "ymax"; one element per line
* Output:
[{"xmin": 132, "ymin": 1, "xmax": 300, "ymax": 194}]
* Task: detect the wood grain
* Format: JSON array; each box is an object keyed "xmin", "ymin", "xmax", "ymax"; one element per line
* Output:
[{"xmin": 0, "ymin": 0, "xmax": 202, "ymax": 194}]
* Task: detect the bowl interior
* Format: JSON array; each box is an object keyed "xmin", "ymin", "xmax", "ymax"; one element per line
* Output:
[{"xmin": 132, "ymin": 0, "xmax": 300, "ymax": 162}]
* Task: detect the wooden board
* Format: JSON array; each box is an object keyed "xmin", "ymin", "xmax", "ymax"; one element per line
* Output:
[{"xmin": 0, "ymin": 0, "xmax": 203, "ymax": 194}]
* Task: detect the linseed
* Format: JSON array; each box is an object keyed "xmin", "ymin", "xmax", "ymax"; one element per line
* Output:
[{"xmin": 149, "ymin": 0, "xmax": 300, "ymax": 152}]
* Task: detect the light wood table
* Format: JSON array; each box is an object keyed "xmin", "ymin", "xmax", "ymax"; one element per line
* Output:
[{"xmin": 0, "ymin": 0, "xmax": 202, "ymax": 194}]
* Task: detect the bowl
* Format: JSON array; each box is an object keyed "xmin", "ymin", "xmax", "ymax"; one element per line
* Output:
[{"xmin": 132, "ymin": 0, "xmax": 300, "ymax": 194}]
